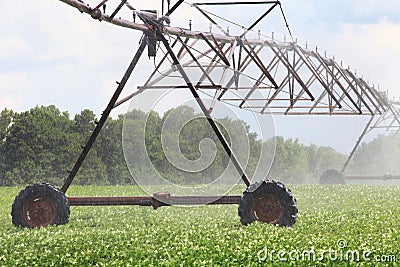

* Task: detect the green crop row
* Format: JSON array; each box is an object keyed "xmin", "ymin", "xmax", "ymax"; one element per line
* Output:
[{"xmin": 0, "ymin": 185, "xmax": 399, "ymax": 266}]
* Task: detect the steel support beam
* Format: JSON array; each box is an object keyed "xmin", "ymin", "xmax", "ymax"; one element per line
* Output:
[
  {"xmin": 108, "ymin": 0, "xmax": 127, "ymax": 21},
  {"xmin": 61, "ymin": 37, "xmax": 147, "ymax": 193},
  {"xmin": 200, "ymin": 33, "xmax": 231, "ymax": 66},
  {"xmin": 269, "ymin": 42, "xmax": 315, "ymax": 101},
  {"xmin": 177, "ymin": 36, "xmax": 217, "ymax": 86},
  {"xmin": 240, "ymin": 41, "xmax": 279, "ymax": 89},
  {"xmin": 68, "ymin": 195, "xmax": 241, "ymax": 207},
  {"xmin": 345, "ymin": 175, "xmax": 400, "ymax": 181},
  {"xmin": 158, "ymin": 33, "xmax": 251, "ymax": 187},
  {"xmin": 341, "ymin": 114, "xmax": 375, "ymax": 173},
  {"xmin": 333, "ymin": 62, "xmax": 373, "ymax": 114}
]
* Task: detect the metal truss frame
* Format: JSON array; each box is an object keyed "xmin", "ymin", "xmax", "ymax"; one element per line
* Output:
[
  {"xmin": 138, "ymin": 34, "xmax": 389, "ymax": 116},
  {"xmin": 60, "ymin": 0, "xmax": 389, "ymax": 116}
]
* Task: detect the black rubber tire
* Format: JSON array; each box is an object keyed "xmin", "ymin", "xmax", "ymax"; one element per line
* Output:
[
  {"xmin": 11, "ymin": 183, "xmax": 70, "ymax": 228},
  {"xmin": 319, "ymin": 169, "xmax": 345, "ymax": 184},
  {"xmin": 238, "ymin": 180, "xmax": 298, "ymax": 227}
]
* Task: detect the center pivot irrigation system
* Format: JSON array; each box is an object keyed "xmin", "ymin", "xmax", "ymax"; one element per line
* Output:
[{"xmin": 11, "ymin": 0, "xmax": 391, "ymax": 228}]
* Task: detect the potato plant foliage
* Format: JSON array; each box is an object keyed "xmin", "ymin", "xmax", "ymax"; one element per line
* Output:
[{"xmin": 0, "ymin": 185, "xmax": 399, "ymax": 266}]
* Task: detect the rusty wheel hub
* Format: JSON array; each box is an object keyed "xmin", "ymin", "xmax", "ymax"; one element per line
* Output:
[
  {"xmin": 251, "ymin": 194, "xmax": 284, "ymax": 224},
  {"xmin": 23, "ymin": 196, "xmax": 56, "ymax": 228}
]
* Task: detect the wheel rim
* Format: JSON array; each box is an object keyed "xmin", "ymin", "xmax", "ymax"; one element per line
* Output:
[
  {"xmin": 23, "ymin": 196, "xmax": 56, "ymax": 228},
  {"xmin": 251, "ymin": 193, "xmax": 284, "ymax": 224}
]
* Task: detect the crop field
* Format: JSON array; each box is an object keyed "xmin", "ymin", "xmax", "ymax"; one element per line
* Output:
[{"xmin": 0, "ymin": 185, "xmax": 399, "ymax": 266}]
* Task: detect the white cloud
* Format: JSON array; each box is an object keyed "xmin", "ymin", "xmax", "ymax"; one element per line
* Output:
[
  {"xmin": 353, "ymin": 0, "xmax": 400, "ymax": 19},
  {"xmin": 331, "ymin": 20, "xmax": 400, "ymax": 98},
  {"xmin": 0, "ymin": 72, "xmax": 29, "ymax": 110},
  {"xmin": 0, "ymin": 36, "xmax": 31, "ymax": 60},
  {"xmin": 0, "ymin": 97, "xmax": 17, "ymax": 111}
]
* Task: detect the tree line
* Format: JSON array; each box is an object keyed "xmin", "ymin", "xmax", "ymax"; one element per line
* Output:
[{"xmin": 0, "ymin": 105, "xmax": 398, "ymax": 187}]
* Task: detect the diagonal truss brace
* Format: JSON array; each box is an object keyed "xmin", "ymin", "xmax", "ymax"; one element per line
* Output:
[
  {"xmin": 158, "ymin": 32, "xmax": 252, "ymax": 187},
  {"xmin": 341, "ymin": 101, "xmax": 400, "ymax": 174},
  {"xmin": 61, "ymin": 36, "xmax": 148, "ymax": 193}
]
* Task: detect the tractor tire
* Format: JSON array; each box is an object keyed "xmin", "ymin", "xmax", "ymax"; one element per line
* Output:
[
  {"xmin": 238, "ymin": 180, "xmax": 298, "ymax": 227},
  {"xmin": 319, "ymin": 169, "xmax": 345, "ymax": 184},
  {"xmin": 11, "ymin": 183, "xmax": 70, "ymax": 228}
]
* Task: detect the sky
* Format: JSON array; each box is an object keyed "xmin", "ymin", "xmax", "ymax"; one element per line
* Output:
[{"xmin": 1, "ymin": 0, "xmax": 400, "ymax": 153}]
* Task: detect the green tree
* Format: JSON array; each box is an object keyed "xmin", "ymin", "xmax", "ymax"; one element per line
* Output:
[
  {"xmin": 0, "ymin": 108, "xmax": 14, "ymax": 142},
  {"xmin": 98, "ymin": 115, "xmax": 131, "ymax": 185},
  {"xmin": 268, "ymin": 137, "xmax": 310, "ymax": 184},
  {"xmin": 0, "ymin": 109, "xmax": 15, "ymax": 185},
  {"xmin": 74, "ymin": 109, "xmax": 96, "ymax": 138},
  {"xmin": 307, "ymin": 144, "xmax": 346, "ymax": 182},
  {"xmin": 123, "ymin": 109, "xmax": 155, "ymax": 184},
  {"xmin": 0, "ymin": 104, "xmax": 361, "ymax": 187},
  {"xmin": 2, "ymin": 105, "xmax": 77, "ymax": 186}
]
